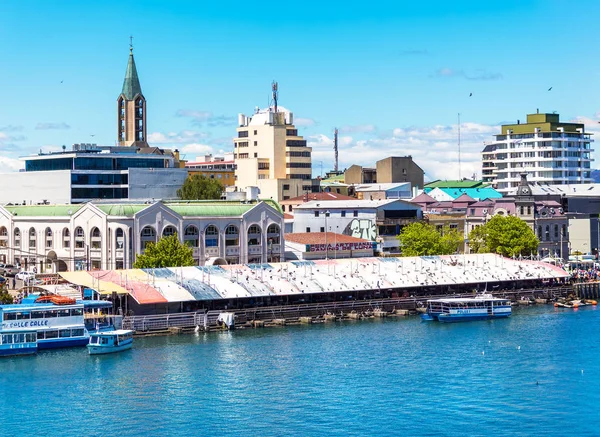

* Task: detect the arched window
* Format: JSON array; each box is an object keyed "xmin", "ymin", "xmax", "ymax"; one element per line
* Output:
[
  {"xmin": 116, "ymin": 228, "xmax": 124, "ymax": 250},
  {"xmin": 45, "ymin": 227, "xmax": 53, "ymax": 249},
  {"xmin": 74, "ymin": 227, "xmax": 85, "ymax": 249},
  {"xmin": 520, "ymin": 206, "xmax": 524, "ymax": 215},
  {"xmin": 562, "ymin": 224, "xmax": 567, "ymax": 237},
  {"xmin": 140, "ymin": 226, "xmax": 156, "ymax": 250},
  {"xmin": 29, "ymin": 227, "xmax": 36, "ymax": 249},
  {"xmin": 225, "ymin": 225, "xmax": 239, "ymax": 247},
  {"xmin": 91, "ymin": 227, "xmax": 101, "ymax": 249},
  {"xmin": 537, "ymin": 226, "xmax": 542, "ymax": 240},
  {"xmin": 247, "ymin": 225, "xmax": 262, "ymax": 246},
  {"xmin": 205, "ymin": 225, "xmax": 219, "ymax": 248},
  {"xmin": 267, "ymin": 224, "xmax": 281, "ymax": 244},
  {"xmin": 554, "ymin": 224, "xmax": 559, "ymax": 239},
  {"xmin": 527, "ymin": 206, "xmax": 531, "ymax": 215},
  {"xmin": 62, "ymin": 228, "xmax": 70, "ymax": 248},
  {"xmin": 162, "ymin": 225, "xmax": 177, "ymax": 238},
  {"xmin": 184, "ymin": 225, "xmax": 199, "ymax": 247},
  {"xmin": 0, "ymin": 226, "xmax": 7, "ymax": 248},
  {"xmin": 14, "ymin": 228, "xmax": 21, "ymax": 248},
  {"xmin": 545, "ymin": 225, "xmax": 550, "ymax": 241}
]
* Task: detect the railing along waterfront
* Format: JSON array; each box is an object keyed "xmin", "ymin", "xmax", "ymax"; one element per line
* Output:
[{"xmin": 122, "ymin": 286, "xmax": 573, "ymax": 334}]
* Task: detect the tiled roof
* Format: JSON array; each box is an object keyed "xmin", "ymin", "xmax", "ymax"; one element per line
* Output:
[
  {"xmin": 285, "ymin": 232, "xmax": 370, "ymax": 245},
  {"xmin": 425, "ymin": 180, "xmax": 486, "ymax": 189},
  {"xmin": 283, "ymin": 192, "xmax": 355, "ymax": 202},
  {"xmin": 95, "ymin": 204, "xmax": 147, "ymax": 216}
]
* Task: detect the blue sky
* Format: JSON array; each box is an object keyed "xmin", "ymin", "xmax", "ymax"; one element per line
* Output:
[{"xmin": 1, "ymin": 0, "xmax": 599, "ymax": 180}]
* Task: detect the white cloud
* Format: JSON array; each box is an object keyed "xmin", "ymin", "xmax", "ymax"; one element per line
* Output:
[
  {"xmin": 432, "ymin": 68, "xmax": 503, "ymax": 81},
  {"xmin": 294, "ymin": 117, "xmax": 316, "ymax": 127},
  {"xmin": 0, "ymin": 156, "xmax": 24, "ymax": 172},
  {"xmin": 148, "ymin": 130, "xmax": 209, "ymax": 144},
  {"xmin": 310, "ymin": 121, "xmax": 501, "ymax": 181},
  {"xmin": 179, "ymin": 143, "xmax": 215, "ymax": 159},
  {"xmin": 176, "ymin": 109, "xmax": 236, "ymax": 127},
  {"xmin": 35, "ymin": 122, "xmax": 71, "ymax": 130}
]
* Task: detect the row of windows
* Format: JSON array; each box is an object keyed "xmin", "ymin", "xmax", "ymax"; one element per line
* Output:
[
  {"xmin": 2, "ymin": 333, "xmax": 37, "ymax": 344},
  {"xmin": 286, "ymin": 140, "xmax": 307, "ymax": 147},
  {"xmin": 286, "ymin": 163, "xmax": 312, "ymax": 168},
  {"xmin": 3, "ymin": 308, "xmax": 83, "ymax": 320},
  {"xmin": 72, "ymin": 188, "xmax": 128, "ymax": 199},
  {"xmin": 237, "ymin": 142, "xmax": 249, "ymax": 148},
  {"xmin": 71, "ymin": 174, "xmax": 129, "ymax": 185},
  {"xmin": 5, "ymin": 226, "xmax": 124, "ymax": 250},
  {"xmin": 288, "ymin": 174, "xmax": 312, "ymax": 180},
  {"xmin": 287, "ymin": 151, "xmax": 311, "ymax": 157},
  {"xmin": 25, "ymin": 157, "xmax": 168, "ymax": 172},
  {"xmin": 37, "ymin": 328, "xmax": 85, "ymax": 340},
  {"xmin": 315, "ymin": 210, "xmax": 359, "ymax": 218},
  {"xmin": 287, "ymin": 129, "xmax": 298, "ymax": 136}
]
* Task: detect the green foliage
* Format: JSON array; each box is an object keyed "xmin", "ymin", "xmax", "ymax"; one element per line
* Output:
[
  {"xmin": 177, "ymin": 174, "xmax": 223, "ymax": 200},
  {"xmin": 0, "ymin": 284, "xmax": 14, "ymax": 304},
  {"xmin": 467, "ymin": 215, "xmax": 539, "ymax": 257},
  {"xmin": 397, "ymin": 222, "xmax": 463, "ymax": 256},
  {"xmin": 133, "ymin": 234, "xmax": 195, "ymax": 269}
]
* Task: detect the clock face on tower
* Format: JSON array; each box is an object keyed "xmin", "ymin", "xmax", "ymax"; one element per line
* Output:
[{"xmin": 521, "ymin": 188, "xmax": 530, "ymax": 195}]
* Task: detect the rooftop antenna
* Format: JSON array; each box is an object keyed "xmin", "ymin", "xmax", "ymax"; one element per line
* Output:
[
  {"xmin": 272, "ymin": 81, "xmax": 278, "ymax": 113},
  {"xmin": 334, "ymin": 128, "xmax": 339, "ymax": 172},
  {"xmin": 129, "ymin": 35, "xmax": 134, "ymax": 53},
  {"xmin": 458, "ymin": 112, "xmax": 462, "ymax": 180}
]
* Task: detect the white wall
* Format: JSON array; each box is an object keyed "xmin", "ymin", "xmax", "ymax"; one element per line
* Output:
[
  {"xmin": 128, "ymin": 168, "xmax": 188, "ymax": 200},
  {"xmin": 0, "ymin": 171, "xmax": 71, "ymax": 204}
]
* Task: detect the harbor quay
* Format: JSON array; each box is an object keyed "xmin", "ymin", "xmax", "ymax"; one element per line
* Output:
[{"xmin": 34, "ymin": 253, "xmax": 572, "ymax": 334}]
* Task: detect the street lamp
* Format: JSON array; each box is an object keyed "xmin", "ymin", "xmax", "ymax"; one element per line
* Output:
[{"xmin": 325, "ymin": 210, "xmax": 330, "ymax": 260}]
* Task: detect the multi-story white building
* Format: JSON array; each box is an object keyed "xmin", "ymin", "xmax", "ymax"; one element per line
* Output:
[
  {"xmin": 482, "ymin": 112, "xmax": 594, "ymax": 194},
  {"xmin": 0, "ymin": 200, "xmax": 284, "ymax": 272},
  {"xmin": 233, "ymin": 88, "xmax": 319, "ymax": 202}
]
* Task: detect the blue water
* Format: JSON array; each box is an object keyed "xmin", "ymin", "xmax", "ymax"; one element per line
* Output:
[{"xmin": 2, "ymin": 306, "xmax": 600, "ymax": 437}]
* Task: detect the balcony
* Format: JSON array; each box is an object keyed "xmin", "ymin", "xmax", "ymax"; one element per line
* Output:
[
  {"xmin": 248, "ymin": 245, "xmax": 262, "ymax": 255},
  {"xmin": 206, "ymin": 247, "xmax": 219, "ymax": 257},
  {"xmin": 226, "ymin": 247, "xmax": 240, "ymax": 256}
]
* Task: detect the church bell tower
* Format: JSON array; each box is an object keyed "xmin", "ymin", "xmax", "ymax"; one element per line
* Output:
[{"xmin": 117, "ymin": 40, "xmax": 148, "ymax": 147}]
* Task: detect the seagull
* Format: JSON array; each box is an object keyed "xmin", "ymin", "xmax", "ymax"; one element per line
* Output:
[
  {"xmin": 90, "ymin": 134, "xmax": 95, "ymax": 137},
  {"xmin": 548, "ymin": 87, "xmax": 553, "ymax": 91},
  {"xmin": 60, "ymin": 80, "xmax": 63, "ymax": 84},
  {"xmin": 469, "ymin": 92, "xmax": 472, "ymax": 97}
]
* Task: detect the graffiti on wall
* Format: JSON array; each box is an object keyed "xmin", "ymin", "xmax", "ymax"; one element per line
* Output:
[{"xmin": 345, "ymin": 219, "xmax": 377, "ymax": 241}]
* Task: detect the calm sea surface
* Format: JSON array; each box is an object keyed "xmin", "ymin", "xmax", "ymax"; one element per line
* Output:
[{"xmin": 1, "ymin": 306, "xmax": 599, "ymax": 437}]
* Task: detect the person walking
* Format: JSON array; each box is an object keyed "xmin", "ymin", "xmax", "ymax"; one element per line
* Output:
[{"xmin": 12, "ymin": 277, "xmax": 16, "ymax": 290}]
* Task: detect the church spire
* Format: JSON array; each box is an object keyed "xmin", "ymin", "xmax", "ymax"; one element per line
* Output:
[{"xmin": 117, "ymin": 39, "xmax": 147, "ymax": 147}]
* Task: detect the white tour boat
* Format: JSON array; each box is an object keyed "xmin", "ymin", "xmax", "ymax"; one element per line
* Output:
[{"xmin": 87, "ymin": 329, "xmax": 134, "ymax": 355}]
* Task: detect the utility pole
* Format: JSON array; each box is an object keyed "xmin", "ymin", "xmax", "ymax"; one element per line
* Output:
[{"xmin": 334, "ymin": 128, "xmax": 339, "ymax": 172}]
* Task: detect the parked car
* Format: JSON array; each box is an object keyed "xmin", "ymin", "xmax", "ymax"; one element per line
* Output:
[{"xmin": 0, "ymin": 265, "xmax": 19, "ymax": 276}]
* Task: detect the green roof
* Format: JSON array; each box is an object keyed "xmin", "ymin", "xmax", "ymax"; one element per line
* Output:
[
  {"xmin": 164, "ymin": 199, "xmax": 283, "ymax": 217},
  {"xmin": 321, "ymin": 174, "xmax": 345, "ymax": 183},
  {"xmin": 95, "ymin": 204, "xmax": 147, "ymax": 217},
  {"xmin": 121, "ymin": 50, "xmax": 142, "ymax": 100},
  {"xmin": 424, "ymin": 180, "xmax": 486, "ymax": 189},
  {"xmin": 3, "ymin": 205, "xmax": 84, "ymax": 217}
]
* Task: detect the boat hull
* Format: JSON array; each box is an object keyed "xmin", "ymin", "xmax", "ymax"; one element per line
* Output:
[
  {"xmin": 38, "ymin": 337, "xmax": 89, "ymax": 349},
  {"xmin": 437, "ymin": 313, "xmax": 511, "ymax": 323},
  {"xmin": 87, "ymin": 341, "xmax": 132, "ymax": 355},
  {"xmin": 0, "ymin": 345, "xmax": 37, "ymax": 357}
]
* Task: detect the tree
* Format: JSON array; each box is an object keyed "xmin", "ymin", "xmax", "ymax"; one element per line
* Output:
[
  {"xmin": 0, "ymin": 283, "xmax": 13, "ymax": 304},
  {"xmin": 133, "ymin": 234, "xmax": 195, "ymax": 269},
  {"xmin": 397, "ymin": 222, "xmax": 463, "ymax": 256},
  {"xmin": 468, "ymin": 215, "xmax": 539, "ymax": 257},
  {"xmin": 177, "ymin": 174, "xmax": 223, "ymax": 200}
]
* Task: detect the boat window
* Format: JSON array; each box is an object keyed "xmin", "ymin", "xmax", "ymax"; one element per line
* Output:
[
  {"xmin": 26, "ymin": 333, "xmax": 36, "ymax": 343},
  {"xmin": 45, "ymin": 330, "xmax": 58, "ymax": 339},
  {"xmin": 70, "ymin": 308, "xmax": 83, "ymax": 316},
  {"xmin": 2, "ymin": 334, "xmax": 13, "ymax": 344},
  {"xmin": 4, "ymin": 312, "xmax": 17, "ymax": 321},
  {"xmin": 16, "ymin": 312, "xmax": 30, "ymax": 320},
  {"xmin": 14, "ymin": 334, "xmax": 25, "ymax": 343},
  {"xmin": 31, "ymin": 311, "xmax": 44, "ymax": 319},
  {"xmin": 57, "ymin": 309, "xmax": 70, "ymax": 318},
  {"xmin": 89, "ymin": 337, "xmax": 98, "ymax": 344},
  {"xmin": 37, "ymin": 331, "xmax": 45, "ymax": 340},
  {"xmin": 59, "ymin": 329, "xmax": 71, "ymax": 338},
  {"xmin": 100, "ymin": 337, "xmax": 109, "ymax": 345},
  {"xmin": 71, "ymin": 329, "xmax": 84, "ymax": 337},
  {"xmin": 45, "ymin": 310, "xmax": 58, "ymax": 318}
]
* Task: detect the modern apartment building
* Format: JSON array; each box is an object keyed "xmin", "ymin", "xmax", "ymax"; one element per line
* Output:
[
  {"xmin": 185, "ymin": 153, "xmax": 236, "ymax": 187},
  {"xmin": 481, "ymin": 112, "xmax": 594, "ymax": 194},
  {"xmin": 233, "ymin": 95, "xmax": 319, "ymax": 202}
]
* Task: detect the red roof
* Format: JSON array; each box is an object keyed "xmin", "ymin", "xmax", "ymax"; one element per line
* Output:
[
  {"xmin": 285, "ymin": 232, "xmax": 370, "ymax": 245},
  {"xmin": 282, "ymin": 192, "xmax": 355, "ymax": 202}
]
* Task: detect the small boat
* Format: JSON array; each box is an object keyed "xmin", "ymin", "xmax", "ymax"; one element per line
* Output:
[
  {"xmin": 421, "ymin": 293, "xmax": 511, "ymax": 323},
  {"xmin": 87, "ymin": 330, "xmax": 134, "ymax": 355},
  {"xmin": 0, "ymin": 331, "xmax": 37, "ymax": 357}
]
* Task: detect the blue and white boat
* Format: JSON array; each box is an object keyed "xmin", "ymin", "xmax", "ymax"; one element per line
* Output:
[
  {"xmin": 0, "ymin": 294, "xmax": 114, "ymax": 350},
  {"xmin": 421, "ymin": 294, "xmax": 511, "ymax": 323},
  {"xmin": 87, "ymin": 330, "xmax": 133, "ymax": 355},
  {"xmin": 0, "ymin": 330, "xmax": 38, "ymax": 357}
]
